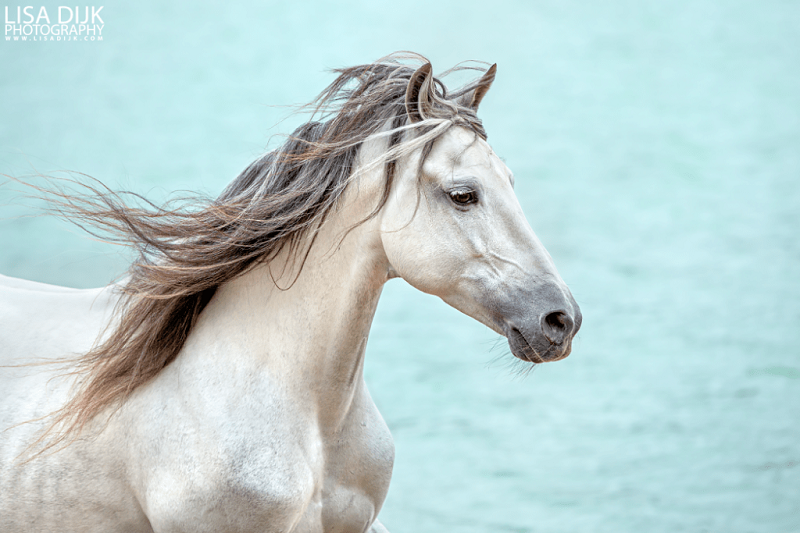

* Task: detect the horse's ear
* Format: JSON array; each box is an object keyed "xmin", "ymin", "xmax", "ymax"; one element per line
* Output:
[
  {"xmin": 405, "ymin": 63, "xmax": 433, "ymax": 123},
  {"xmin": 457, "ymin": 63, "xmax": 497, "ymax": 110}
]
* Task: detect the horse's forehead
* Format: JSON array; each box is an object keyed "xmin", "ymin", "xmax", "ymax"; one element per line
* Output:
[{"xmin": 427, "ymin": 128, "xmax": 507, "ymax": 178}]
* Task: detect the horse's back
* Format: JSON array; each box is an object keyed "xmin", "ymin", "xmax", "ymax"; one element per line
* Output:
[
  {"xmin": 0, "ymin": 275, "xmax": 148, "ymax": 532},
  {"xmin": 0, "ymin": 274, "xmax": 118, "ymax": 423},
  {"xmin": 0, "ymin": 274, "xmax": 117, "ymax": 363},
  {"xmin": 0, "ymin": 273, "xmax": 89, "ymax": 293}
]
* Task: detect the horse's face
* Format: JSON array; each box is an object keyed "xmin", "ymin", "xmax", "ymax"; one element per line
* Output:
[{"xmin": 381, "ymin": 126, "xmax": 581, "ymax": 362}]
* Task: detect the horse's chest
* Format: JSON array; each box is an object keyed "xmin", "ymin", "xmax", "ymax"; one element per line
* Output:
[
  {"xmin": 293, "ymin": 390, "xmax": 395, "ymax": 531},
  {"xmin": 315, "ymin": 397, "xmax": 395, "ymax": 530}
]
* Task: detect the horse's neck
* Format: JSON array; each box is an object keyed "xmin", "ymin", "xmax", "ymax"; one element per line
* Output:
[{"xmin": 184, "ymin": 168, "xmax": 389, "ymax": 433}]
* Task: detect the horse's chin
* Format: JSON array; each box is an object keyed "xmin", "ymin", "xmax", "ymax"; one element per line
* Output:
[{"xmin": 507, "ymin": 327, "xmax": 572, "ymax": 363}]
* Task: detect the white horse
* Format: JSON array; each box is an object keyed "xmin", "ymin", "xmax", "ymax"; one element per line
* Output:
[{"xmin": 0, "ymin": 56, "xmax": 580, "ymax": 532}]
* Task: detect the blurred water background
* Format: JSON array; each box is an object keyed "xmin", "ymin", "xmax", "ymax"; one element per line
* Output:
[{"xmin": 1, "ymin": 1, "xmax": 798, "ymax": 531}]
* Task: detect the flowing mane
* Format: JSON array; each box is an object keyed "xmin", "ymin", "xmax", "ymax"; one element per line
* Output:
[{"xmin": 36, "ymin": 53, "xmax": 494, "ymax": 450}]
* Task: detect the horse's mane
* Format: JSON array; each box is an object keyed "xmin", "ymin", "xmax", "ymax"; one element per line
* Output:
[{"xmin": 33, "ymin": 52, "xmax": 492, "ymax": 453}]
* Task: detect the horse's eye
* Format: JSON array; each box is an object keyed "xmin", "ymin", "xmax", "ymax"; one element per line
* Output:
[{"xmin": 449, "ymin": 189, "xmax": 478, "ymax": 206}]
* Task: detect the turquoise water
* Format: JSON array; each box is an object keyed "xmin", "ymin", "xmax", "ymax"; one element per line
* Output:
[{"xmin": 2, "ymin": 1, "xmax": 798, "ymax": 531}]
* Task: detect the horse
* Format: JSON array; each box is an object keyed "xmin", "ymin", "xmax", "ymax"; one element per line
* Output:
[{"xmin": 0, "ymin": 54, "xmax": 581, "ymax": 532}]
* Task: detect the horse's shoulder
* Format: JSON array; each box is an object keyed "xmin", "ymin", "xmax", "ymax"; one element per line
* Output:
[{"xmin": 124, "ymin": 375, "xmax": 319, "ymax": 531}]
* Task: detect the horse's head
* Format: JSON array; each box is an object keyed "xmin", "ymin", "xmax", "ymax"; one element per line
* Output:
[{"xmin": 379, "ymin": 63, "xmax": 581, "ymax": 363}]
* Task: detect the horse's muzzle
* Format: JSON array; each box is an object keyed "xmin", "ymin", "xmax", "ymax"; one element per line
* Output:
[{"xmin": 504, "ymin": 289, "xmax": 582, "ymax": 363}]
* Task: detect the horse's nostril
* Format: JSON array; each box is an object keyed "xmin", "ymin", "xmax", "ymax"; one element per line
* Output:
[
  {"xmin": 541, "ymin": 311, "xmax": 573, "ymax": 345},
  {"xmin": 545, "ymin": 312, "xmax": 565, "ymax": 330}
]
